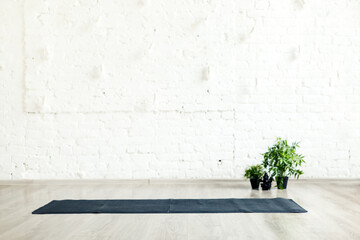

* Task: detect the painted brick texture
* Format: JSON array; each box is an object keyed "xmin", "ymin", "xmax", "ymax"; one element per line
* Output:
[{"xmin": 0, "ymin": 0, "xmax": 359, "ymax": 179}]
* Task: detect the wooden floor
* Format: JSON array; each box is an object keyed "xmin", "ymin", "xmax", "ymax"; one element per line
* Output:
[{"xmin": 0, "ymin": 179, "xmax": 359, "ymax": 240}]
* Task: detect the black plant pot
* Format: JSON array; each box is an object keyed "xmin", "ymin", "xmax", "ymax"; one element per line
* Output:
[
  {"xmin": 261, "ymin": 172, "xmax": 273, "ymax": 190},
  {"xmin": 261, "ymin": 180, "xmax": 272, "ymax": 190},
  {"xmin": 276, "ymin": 176, "xmax": 289, "ymax": 189},
  {"xmin": 250, "ymin": 178, "xmax": 260, "ymax": 189}
]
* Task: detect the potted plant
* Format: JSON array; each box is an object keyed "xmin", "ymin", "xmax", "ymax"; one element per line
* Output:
[
  {"xmin": 244, "ymin": 164, "xmax": 264, "ymax": 189},
  {"xmin": 262, "ymin": 137, "xmax": 305, "ymax": 189},
  {"xmin": 260, "ymin": 172, "xmax": 273, "ymax": 190}
]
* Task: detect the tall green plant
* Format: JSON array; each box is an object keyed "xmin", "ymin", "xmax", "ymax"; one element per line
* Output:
[{"xmin": 262, "ymin": 137, "xmax": 305, "ymax": 187}]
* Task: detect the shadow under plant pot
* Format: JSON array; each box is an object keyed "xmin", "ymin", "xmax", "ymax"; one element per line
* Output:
[
  {"xmin": 250, "ymin": 178, "xmax": 260, "ymax": 189},
  {"xmin": 276, "ymin": 176, "xmax": 289, "ymax": 189}
]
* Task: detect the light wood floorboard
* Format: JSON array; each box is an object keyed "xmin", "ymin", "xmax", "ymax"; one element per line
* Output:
[{"xmin": 0, "ymin": 180, "xmax": 359, "ymax": 240}]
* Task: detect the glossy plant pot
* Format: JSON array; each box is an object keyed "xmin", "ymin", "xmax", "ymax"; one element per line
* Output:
[
  {"xmin": 250, "ymin": 178, "xmax": 260, "ymax": 189},
  {"xmin": 261, "ymin": 180, "xmax": 272, "ymax": 190},
  {"xmin": 276, "ymin": 176, "xmax": 289, "ymax": 189}
]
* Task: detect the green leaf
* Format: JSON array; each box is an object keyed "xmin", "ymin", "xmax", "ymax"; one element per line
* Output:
[{"xmin": 261, "ymin": 137, "xmax": 305, "ymax": 180}]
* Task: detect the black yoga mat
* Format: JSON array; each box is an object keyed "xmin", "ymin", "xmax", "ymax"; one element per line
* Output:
[{"xmin": 32, "ymin": 198, "xmax": 306, "ymax": 214}]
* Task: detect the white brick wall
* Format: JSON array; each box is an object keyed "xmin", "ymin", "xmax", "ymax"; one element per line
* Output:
[{"xmin": 0, "ymin": 0, "xmax": 359, "ymax": 179}]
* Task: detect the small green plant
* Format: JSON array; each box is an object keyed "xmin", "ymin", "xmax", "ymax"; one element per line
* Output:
[
  {"xmin": 262, "ymin": 137, "xmax": 305, "ymax": 188},
  {"xmin": 244, "ymin": 164, "xmax": 264, "ymax": 179}
]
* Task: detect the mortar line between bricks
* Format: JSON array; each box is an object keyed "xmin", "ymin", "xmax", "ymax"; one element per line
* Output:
[
  {"xmin": 25, "ymin": 110, "xmax": 235, "ymax": 115},
  {"xmin": 232, "ymin": 108, "xmax": 236, "ymax": 177},
  {"xmin": 21, "ymin": 0, "xmax": 26, "ymax": 115}
]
